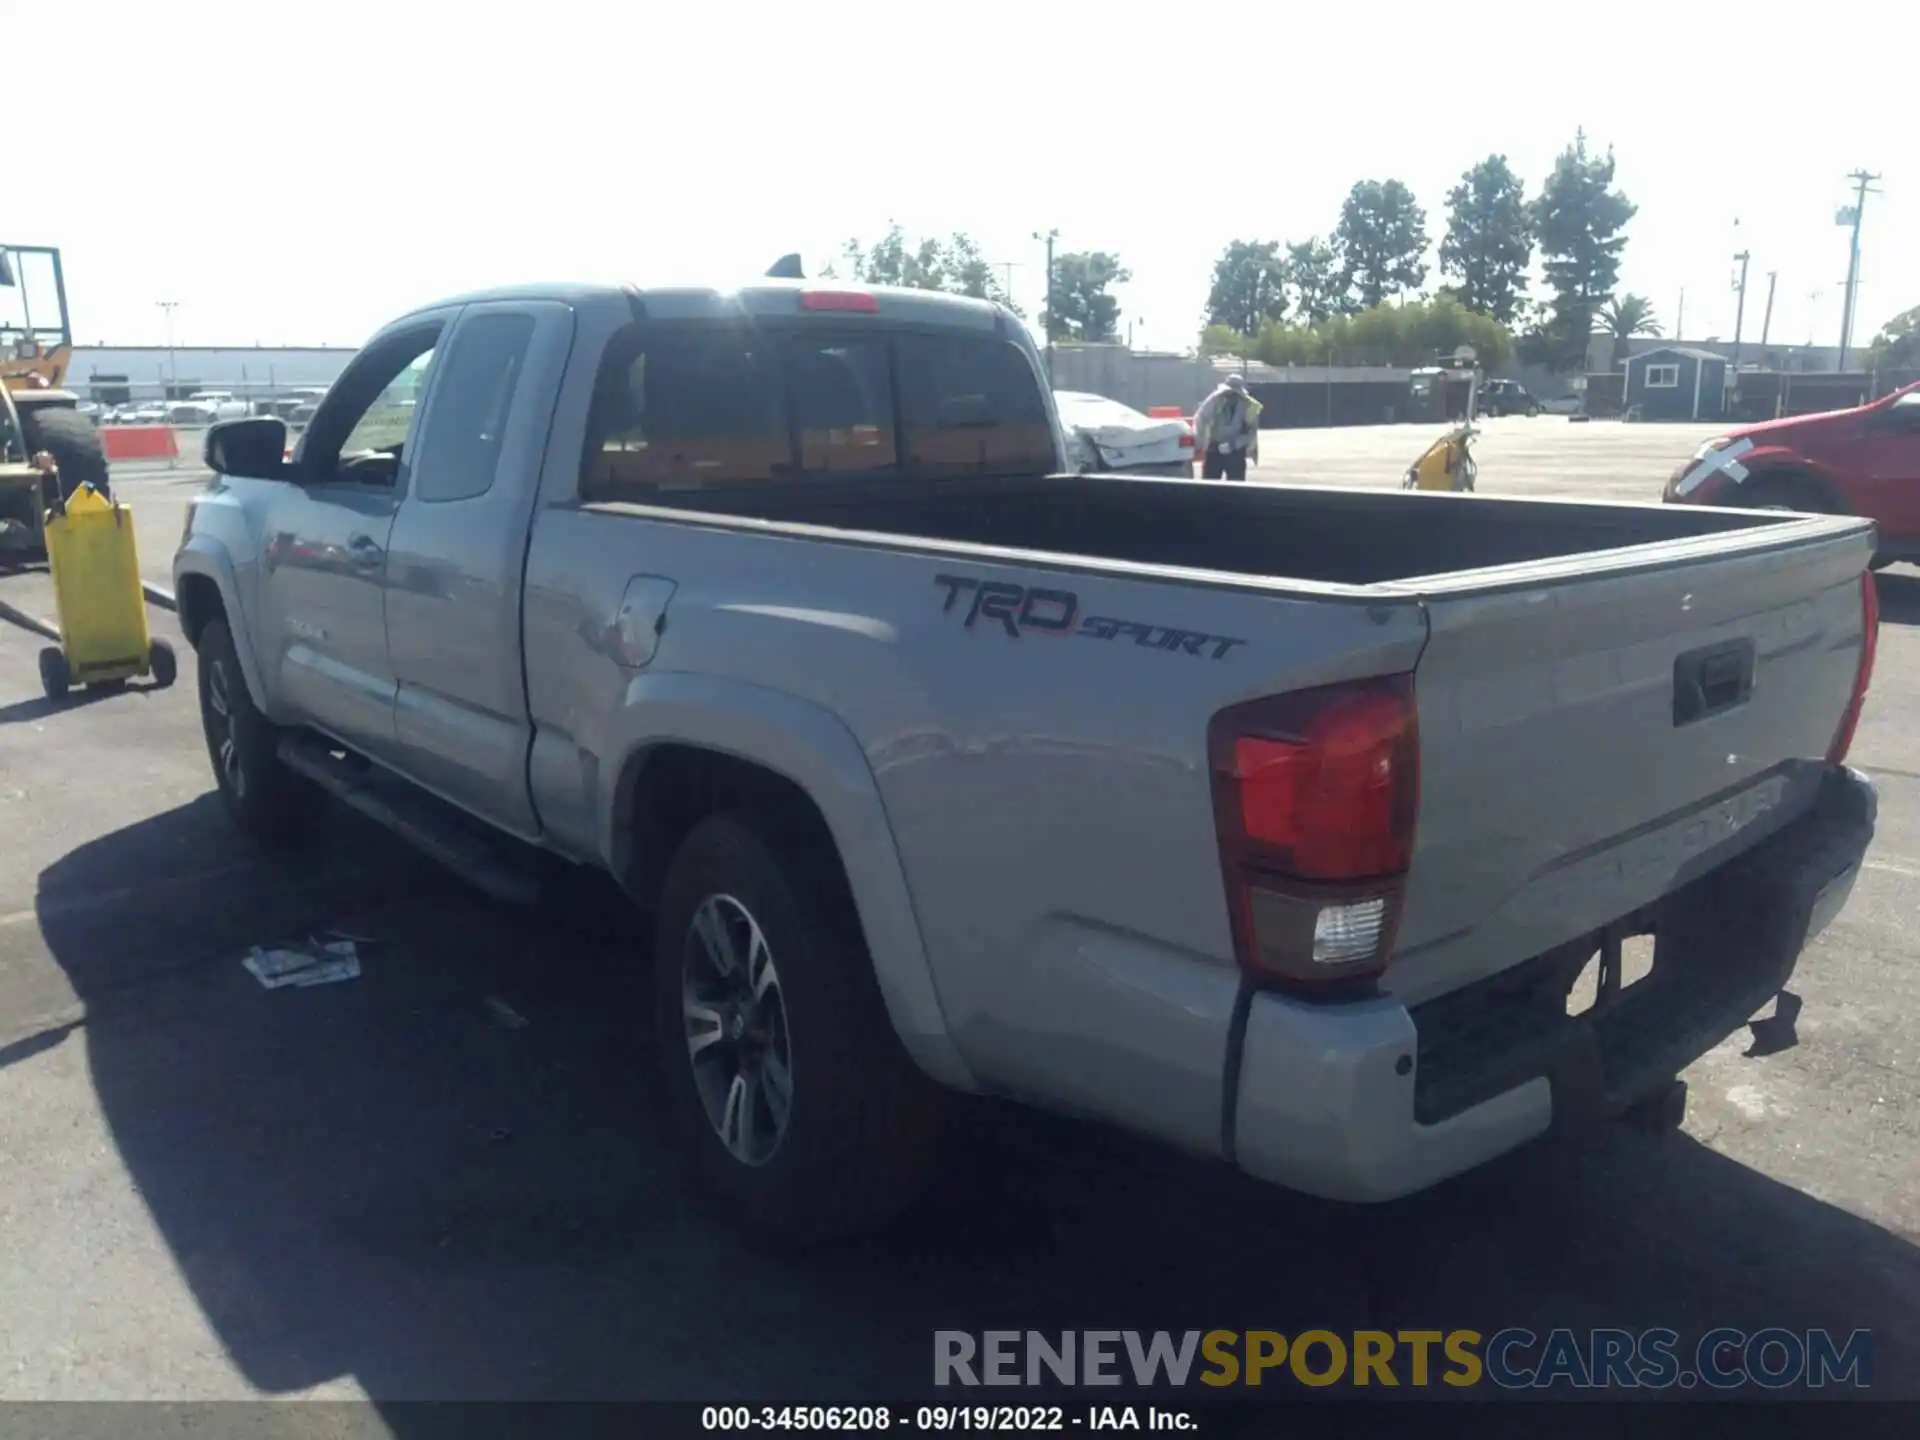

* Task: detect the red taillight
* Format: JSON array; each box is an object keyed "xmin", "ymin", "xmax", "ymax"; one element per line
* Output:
[
  {"xmin": 1178, "ymin": 431, "xmax": 1195, "ymax": 449},
  {"xmin": 1210, "ymin": 676, "xmax": 1420, "ymax": 987},
  {"xmin": 1827, "ymin": 571, "xmax": 1880, "ymax": 764},
  {"xmin": 800, "ymin": 290, "xmax": 879, "ymax": 313}
]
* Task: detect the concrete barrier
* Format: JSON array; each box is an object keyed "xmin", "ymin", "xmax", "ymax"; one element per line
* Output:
[{"xmin": 101, "ymin": 426, "xmax": 181, "ymax": 463}]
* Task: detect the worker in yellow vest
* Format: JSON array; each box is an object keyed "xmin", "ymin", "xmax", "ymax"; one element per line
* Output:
[{"xmin": 1193, "ymin": 374, "xmax": 1263, "ymax": 481}]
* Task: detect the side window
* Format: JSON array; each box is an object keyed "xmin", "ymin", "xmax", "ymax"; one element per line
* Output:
[
  {"xmin": 409, "ymin": 313, "xmax": 536, "ymax": 503},
  {"xmin": 897, "ymin": 335, "xmax": 1054, "ymax": 478},
  {"xmin": 582, "ymin": 326, "xmax": 788, "ymax": 498},
  {"xmin": 787, "ymin": 337, "xmax": 896, "ymax": 473},
  {"xmin": 341, "ymin": 346, "xmax": 437, "ymax": 456}
]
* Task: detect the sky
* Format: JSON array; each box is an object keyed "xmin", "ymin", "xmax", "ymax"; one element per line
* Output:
[{"xmin": 4, "ymin": 0, "xmax": 1915, "ymax": 358}]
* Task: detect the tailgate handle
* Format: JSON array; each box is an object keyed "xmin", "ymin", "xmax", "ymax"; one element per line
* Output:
[{"xmin": 1673, "ymin": 639, "xmax": 1755, "ymax": 726}]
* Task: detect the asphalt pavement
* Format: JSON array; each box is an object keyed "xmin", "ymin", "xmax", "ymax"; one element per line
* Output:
[{"xmin": 0, "ymin": 423, "xmax": 1913, "ymax": 1410}]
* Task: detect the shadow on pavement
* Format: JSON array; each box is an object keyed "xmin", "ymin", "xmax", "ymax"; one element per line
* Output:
[{"xmin": 33, "ymin": 796, "xmax": 1920, "ymax": 1407}]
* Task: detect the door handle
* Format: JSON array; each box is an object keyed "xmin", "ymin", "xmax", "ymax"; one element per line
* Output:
[
  {"xmin": 347, "ymin": 534, "xmax": 385, "ymax": 570},
  {"xmin": 1673, "ymin": 638, "xmax": 1755, "ymax": 725}
]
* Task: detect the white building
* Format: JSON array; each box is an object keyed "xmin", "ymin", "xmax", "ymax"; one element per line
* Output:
[{"xmin": 66, "ymin": 345, "xmax": 357, "ymax": 405}]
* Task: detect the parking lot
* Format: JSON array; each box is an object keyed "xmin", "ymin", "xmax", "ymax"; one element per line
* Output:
[{"xmin": 0, "ymin": 418, "xmax": 1915, "ymax": 1411}]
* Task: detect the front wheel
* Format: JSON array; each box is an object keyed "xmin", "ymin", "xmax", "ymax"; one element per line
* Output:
[
  {"xmin": 653, "ymin": 813, "xmax": 940, "ymax": 1246},
  {"xmin": 196, "ymin": 619, "xmax": 325, "ymax": 843}
]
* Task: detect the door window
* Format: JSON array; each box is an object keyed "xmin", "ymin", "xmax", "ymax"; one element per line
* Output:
[
  {"xmin": 410, "ymin": 313, "xmax": 536, "ymax": 502},
  {"xmin": 342, "ymin": 347, "xmax": 436, "ymax": 457}
]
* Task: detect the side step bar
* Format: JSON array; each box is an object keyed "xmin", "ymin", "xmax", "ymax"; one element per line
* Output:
[{"xmin": 276, "ymin": 732, "xmax": 547, "ymax": 906}]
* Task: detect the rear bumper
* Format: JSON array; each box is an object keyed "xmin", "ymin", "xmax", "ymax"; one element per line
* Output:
[
  {"xmin": 1112, "ymin": 459, "xmax": 1195, "ymax": 478},
  {"xmin": 1231, "ymin": 765, "xmax": 1876, "ymax": 1202}
]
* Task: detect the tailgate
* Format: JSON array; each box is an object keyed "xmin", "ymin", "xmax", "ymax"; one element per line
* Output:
[{"xmin": 1388, "ymin": 516, "xmax": 1876, "ymax": 1006}]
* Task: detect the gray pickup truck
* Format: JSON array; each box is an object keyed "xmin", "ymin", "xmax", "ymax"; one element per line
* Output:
[{"xmin": 173, "ymin": 279, "xmax": 1880, "ymax": 1244}]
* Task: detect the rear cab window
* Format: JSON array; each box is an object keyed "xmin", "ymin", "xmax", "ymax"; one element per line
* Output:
[{"xmin": 581, "ymin": 316, "xmax": 1054, "ymax": 500}]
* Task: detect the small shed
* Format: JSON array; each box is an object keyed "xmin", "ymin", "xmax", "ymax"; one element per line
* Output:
[{"xmin": 1623, "ymin": 346, "xmax": 1728, "ymax": 421}]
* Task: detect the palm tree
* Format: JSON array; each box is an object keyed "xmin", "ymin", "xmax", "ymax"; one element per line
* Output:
[{"xmin": 1597, "ymin": 294, "xmax": 1662, "ymax": 370}]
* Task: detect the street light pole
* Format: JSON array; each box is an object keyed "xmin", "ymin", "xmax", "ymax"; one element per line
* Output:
[
  {"xmin": 156, "ymin": 300, "xmax": 179, "ymax": 401},
  {"xmin": 1033, "ymin": 229, "xmax": 1058, "ymax": 383}
]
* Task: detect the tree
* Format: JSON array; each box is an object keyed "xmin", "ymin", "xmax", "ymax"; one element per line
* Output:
[
  {"xmin": 1596, "ymin": 294, "xmax": 1662, "ymax": 369},
  {"xmin": 1533, "ymin": 131, "xmax": 1637, "ymax": 370},
  {"xmin": 1232, "ymin": 297, "xmax": 1513, "ymax": 372},
  {"xmin": 1865, "ymin": 304, "xmax": 1920, "ymax": 370},
  {"xmin": 831, "ymin": 223, "xmax": 1020, "ymax": 313},
  {"xmin": 1283, "ymin": 237, "xmax": 1344, "ymax": 324},
  {"xmin": 1439, "ymin": 156, "xmax": 1533, "ymax": 324},
  {"xmin": 1333, "ymin": 180, "xmax": 1429, "ymax": 310},
  {"xmin": 1048, "ymin": 251, "xmax": 1129, "ymax": 342},
  {"xmin": 1205, "ymin": 240, "xmax": 1288, "ymax": 335}
]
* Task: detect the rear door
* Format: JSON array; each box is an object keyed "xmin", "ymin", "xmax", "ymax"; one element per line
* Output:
[
  {"xmin": 1389, "ymin": 522, "xmax": 1875, "ymax": 1005},
  {"xmin": 382, "ymin": 300, "xmax": 574, "ymax": 837}
]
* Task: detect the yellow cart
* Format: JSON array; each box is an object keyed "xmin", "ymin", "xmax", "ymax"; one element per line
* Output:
[{"xmin": 38, "ymin": 480, "xmax": 175, "ymax": 699}]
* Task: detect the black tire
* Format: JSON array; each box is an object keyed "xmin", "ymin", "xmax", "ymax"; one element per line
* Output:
[
  {"xmin": 18, "ymin": 405, "xmax": 111, "ymax": 503},
  {"xmin": 38, "ymin": 646, "xmax": 69, "ymax": 701},
  {"xmin": 195, "ymin": 619, "xmax": 325, "ymax": 843},
  {"xmin": 149, "ymin": 638, "xmax": 178, "ymax": 689},
  {"xmin": 653, "ymin": 812, "xmax": 940, "ymax": 1246},
  {"xmin": 1734, "ymin": 473, "xmax": 1837, "ymax": 516}
]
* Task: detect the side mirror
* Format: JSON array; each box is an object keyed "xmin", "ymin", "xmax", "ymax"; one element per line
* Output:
[{"xmin": 205, "ymin": 416, "xmax": 290, "ymax": 477}]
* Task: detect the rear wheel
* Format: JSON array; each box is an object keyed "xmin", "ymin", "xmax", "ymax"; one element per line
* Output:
[
  {"xmin": 196, "ymin": 619, "xmax": 325, "ymax": 843},
  {"xmin": 149, "ymin": 639, "xmax": 178, "ymax": 689},
  {"xmin": 19, "ymin": 405, "xmax": 111, "ymax": 504},
  {"xmin": 653, "ymin": 812, "xmax": 940, "ymax": 1246},
  {"xmin": 38, "ymin": 646, "xmax": 69, "ymax": 701}
]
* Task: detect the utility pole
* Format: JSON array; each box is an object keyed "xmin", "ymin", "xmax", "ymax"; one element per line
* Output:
[
  {"xmin": 156, "ymin": 300, "xmax": 179, "ymax": 400},
  {"xmin": 1676, "ymin": 287, "xmax": 1685, "ymax": 343},
  {"xmin": 1836, "ymin": 169, "xmax": 1881, "ymax": 370},
  {"xmin": 1730, "ymin": 250, "xmax": 1751, "ymax": 375},
  {"xmin": 1758, "ymin": 271, "xmax": 1777, "ymax": 358},
  {"xmin": 1032, "ymin": 229, "xmax": 1058, "ymax": 383}
]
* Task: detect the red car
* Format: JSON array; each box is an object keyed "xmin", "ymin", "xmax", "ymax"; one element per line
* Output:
[{"xmin": 1664, "ymin": 380, "xmax": 1920, "ymax": 566}]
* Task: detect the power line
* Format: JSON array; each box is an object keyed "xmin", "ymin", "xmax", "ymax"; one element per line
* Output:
[{"xmin": 1836, "ymin": 169, "xmax": 1881, "ymax": 369}]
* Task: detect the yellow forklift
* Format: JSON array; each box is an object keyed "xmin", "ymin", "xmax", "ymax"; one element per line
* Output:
[{"xmin": 2, "ymin": 244, "xmax": 109, "ymax": 559}]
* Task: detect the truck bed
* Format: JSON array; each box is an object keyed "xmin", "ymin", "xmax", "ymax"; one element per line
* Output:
[
  {"xmin": 668, "ymin": 471, "xmax": 1803, "ymax": 589},
  {"xmin": 577, "ymin": 471, "xmax": 1875, "ymax": 1017}
]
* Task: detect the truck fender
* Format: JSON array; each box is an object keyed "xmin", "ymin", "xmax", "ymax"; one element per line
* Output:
[
  {"xmin": 598, "ymin": 671, "xmax": 978, "ymax": 1093},
  {"xmin": 172, "ymin": 537, "xmax": 270, "ymax": 713}
]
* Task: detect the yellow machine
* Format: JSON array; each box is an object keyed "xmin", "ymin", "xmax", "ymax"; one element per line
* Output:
[
  {"xmin": 1403, "ymin": 425, "xmax": 1478, "ymax": 492},
  {"xmin": 1, "ymin": 243, "xmax": 74, "ymax": 392},
  {"xmin": 38, "ymin": 480, "xmax": 176, "ymax": 699},
  {"xmin": 5, "ymin": 244, "xmax": 105, "ymax": 557},
  {"xmin": 1401, "ymin": 355, "xmax": 1480, "ymax": 493}
]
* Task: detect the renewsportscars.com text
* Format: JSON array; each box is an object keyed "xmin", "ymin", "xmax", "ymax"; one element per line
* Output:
[{"xmin": 934, "ymin": 1328, "xmax": 1872, "ymax": 1391}]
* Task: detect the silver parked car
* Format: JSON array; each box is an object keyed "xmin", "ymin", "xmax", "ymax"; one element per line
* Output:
[{"xmin": 1055, "ymin": 390, "xmax": 1195, "ymax": 476}]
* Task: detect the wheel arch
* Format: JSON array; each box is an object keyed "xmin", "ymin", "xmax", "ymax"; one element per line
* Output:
[
  {"xmin": 598, "ymin": 672, "xmax": 976, "ymax": 1091},
  {"xmin": 173, "ymin": 542, "xmax": 270, "ymax": 710},
  {"xmin": 1725, "ymin": 459, "xmax": 1850, "ymax": 515}
]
